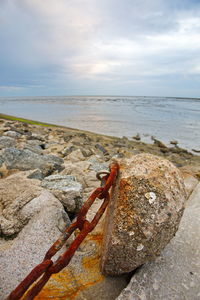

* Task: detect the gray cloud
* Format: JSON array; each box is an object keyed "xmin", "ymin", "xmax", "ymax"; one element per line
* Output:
[{"xmin": 0, "ymin": 0, "xmax": 200, "ymax": 96}]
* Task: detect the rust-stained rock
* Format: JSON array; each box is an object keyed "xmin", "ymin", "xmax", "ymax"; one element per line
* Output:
[{"xmin": 101, "ymin": 153, "xmax": 187, "ymax": 275}]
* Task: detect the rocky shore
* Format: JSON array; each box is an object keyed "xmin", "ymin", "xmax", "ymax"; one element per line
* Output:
[{"xmin": 0, "ymin": 116, "xmax": 200, "ymax": 299}]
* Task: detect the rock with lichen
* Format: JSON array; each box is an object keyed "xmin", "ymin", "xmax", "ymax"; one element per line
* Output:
[{"xmin": 101, "ymin": 153, "xmax": 187, "ymax": 275}]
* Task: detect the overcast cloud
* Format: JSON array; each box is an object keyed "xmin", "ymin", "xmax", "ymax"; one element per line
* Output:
[{"xmin": 0, "ymin": 0, "xmax": 200, "ymax": 97}]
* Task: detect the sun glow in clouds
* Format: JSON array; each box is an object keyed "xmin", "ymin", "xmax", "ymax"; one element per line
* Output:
[{"xmin": 0, "ymin": 0, "xmax": 200, "ymax": 96}]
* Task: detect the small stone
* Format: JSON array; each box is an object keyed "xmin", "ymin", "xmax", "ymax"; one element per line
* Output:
[
  {"xmin": 95, "ymin": 143, "xmax": 109, "ymax": 155},
  {"xmin": 81, "ymin": 148, "xmax": 93, "ymax": 157},
  {"xmin": 170, "ymin": 140, "xmax": 178, "ymax": 146},
  {"xmin": 27, "ymin": 169, "xmax": 44, "ymax": 180},
  {"xmin": 30, "ymin": 133, "xmax": 45, "ymax": 141},
  {"xmin": 151, "ymin": 137, "xmax": 167, "ymax": 148},
  {"xmin": 132, "ymin": 133, "xmax": 141, "ymax": 141},
  {"xmin": 66, "ymin": 149, "xmax": 85, "ymax": 162},
  {"xmin": 41, "ymin": 174, "xmax": 83, "ymax": 213},
  {"xmin": 62, "ymin": 145, "xmax": 77, "ymax": 156}
]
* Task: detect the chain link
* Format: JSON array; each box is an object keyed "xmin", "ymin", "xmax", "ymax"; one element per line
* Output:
[{"xmin": 7, "ymin": 161, "xmax": 119, "ymax": 300}]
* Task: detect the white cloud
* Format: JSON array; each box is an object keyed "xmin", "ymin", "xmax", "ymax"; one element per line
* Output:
[{"xmin": 1, "ymin": 0, "xmax": 200, "ymax": 96}]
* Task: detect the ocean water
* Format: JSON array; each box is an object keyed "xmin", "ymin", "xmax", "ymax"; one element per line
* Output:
[{"xmin": 0, "ymin": 96, "xmax": 199, "ymax": 151}]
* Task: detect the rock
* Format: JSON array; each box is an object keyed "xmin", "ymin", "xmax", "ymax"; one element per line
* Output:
[
  {"xmin": 24, "ymin": 143, "xmax": 43, "ymax": 154},
  {"xmin": 81, "ymin": 148, "xmax": 93, "ymax": 157},
  {"xmin": 62, "ymin": 161, "xmax": 93, "ymax": 189},
  {"xmin": 62, "ymin": 145, "xmax": 77, "ymax": 156},
  {"xmin": 88, "ymin": 156, "xmax": 109, "ymax": 172},
  {"xmin": 41, "ymin": 174, "xmax": 83, "ymax": 213},
  {"xmin": 66, "ymin": 149, "xmax": 86, "ymax": 162},
  {"xmin": 151, "ymin": 137, "xmax": 167, "ymax": 148},
  {"xmin": 0, "ymin": 136, "xmax": 16, "ymax": 149},
  {"xmin": 192, "ymin": 148, "xmax": 200, "ymax": 153},
  {"xmin": 29, "ymin": 132, "xmax": 46, "ymax": 141},
  {"xmin": 132, "ymin": 133, "xmax": 141, "ymax": 141},
  {"xmin": 170, "ymin": 140, "xmax": 178, "ymax": 146},
  {"xmin": 101, "ymin": 154, "xmax": 186, "ymax": 275},
  {"xmin": 0, "ymin": 189, "xmax": 70, "ymax": 299},
  {"xmin": 95, "ymin": 144, "xmax": 109, "ymax": 155},
  {"xmin": 0, "ymin": 172, "xmax": 42, "ymax": 236},
  {"xmin": 63, "ymin": 132, "xmax": 74, "ymax": 142},
  {"xmin": 1, "ymin": 148, "xmax": 64, "ymax": 175},
  {"xmin": 27, "ymin": 169, "xmax": 44, "ymax": 180},
  {"xmin": 4, "ymin": 130, "xmax": 22, "ymax": 138},
  {"xmin": 170, "ymin": 146, "xmax": 190, "ymax": 155},
  {"xmin": 117, "ymin": 183, "xmax": 200, "ymax": 300}
]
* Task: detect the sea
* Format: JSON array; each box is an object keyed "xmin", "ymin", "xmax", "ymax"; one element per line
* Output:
[{"xmin": 0, "ymin": 96, "xmax": 199, "ymax": 152}]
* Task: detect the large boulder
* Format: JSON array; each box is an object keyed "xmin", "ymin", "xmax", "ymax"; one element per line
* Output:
[
  {"xmin": 101, "ymin": 154, "xmax": 186, "ymax": 275},
  {"xmin": 116, "ymin": 183, "xmax": 200, "ymax": 300},
  {"xmin": 0, "ymin": 148, "xmax": 64, "ymax": 175}
]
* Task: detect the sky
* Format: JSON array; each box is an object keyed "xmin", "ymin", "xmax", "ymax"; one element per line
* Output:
[{"xmin": 0, "ymin": 0, "xmax": 200, "ymax": 97}]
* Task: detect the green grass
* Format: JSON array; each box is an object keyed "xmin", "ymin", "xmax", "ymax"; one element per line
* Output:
[{"xmin": 0, "ymin": 113, "xmax": 58, "ymax": 127}]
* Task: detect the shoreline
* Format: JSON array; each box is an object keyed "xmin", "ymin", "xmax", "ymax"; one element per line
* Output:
[{"xmin": 0, "ymin": 113, "xmax": 200, "ymax": 179}]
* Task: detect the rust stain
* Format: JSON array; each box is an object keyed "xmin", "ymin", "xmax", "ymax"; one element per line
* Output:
[{"xmin": 34, "ymin": 233, "xmax": 104, "ymax": 300}]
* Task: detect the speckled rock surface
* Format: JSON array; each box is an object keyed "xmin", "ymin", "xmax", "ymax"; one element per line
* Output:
[
  {"xmin": 0, "ymin": 190, "xmax": 70, "ymax": 299},
  {"xmin": 101, "ymin": 154, "xmax": 186, "ymax": 275},
  {"xmin": 1, "ymin": 147, "xmax": 64, "ymax": 175},
  {"xmin": 0, "ymin": 172, "xmax": 42, "ymax": 236},
  {"xmin": 116, "ymin": 183, "xmax": 200, "ymax": 300},
  {"xmin": 0, "ymin": 136, "xmax": 16, "ymax": 149},
  {"xmin": 41, "ymin": 174, "xmax": 83, "ymax": 213}
]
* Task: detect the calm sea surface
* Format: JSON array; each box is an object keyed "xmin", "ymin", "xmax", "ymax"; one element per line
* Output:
[{"xmin": 0, "ymin": 96, "xmax": 199, "ymax": 151}]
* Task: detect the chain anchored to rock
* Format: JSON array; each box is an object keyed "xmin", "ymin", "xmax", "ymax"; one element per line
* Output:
[{"xmin": 7, "ymin": 161, "xmax": 119, "ymax": 300}]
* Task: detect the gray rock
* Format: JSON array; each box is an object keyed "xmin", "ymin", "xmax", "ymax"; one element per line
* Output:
[
  {"xmin": 95, "ymin": 144, "xmax": 109, "ymax": 155},
  {"xmin": 4, "ymin": 130, "xmax": 22, "ymax": 138},
  {"xmin": 66, "ymin": 149, "xmax": 86, "ymax": 162},
  {"xmin": 62, "ymin": 145, "xmax": 77, "ymax": 156},
  {"xmin": 88, "ymin": 156, "xmax": 109, "ymax": 172},
  {"xmin": 81, "ymin": 148, "xmax": 93, "ymax": 157},
  {"xmin": 0, "ymin": 172, "xmax": 43, "ymax": 236},
  {"xmin": 41, "ymin": 174, "xmax": 83, "ymax": 213},
  {"xmin": 0, "ymin": 136, "xmax": 16, "ymax": 149},
  {"xmin": 1, "ymin": 148, "xmax": 64, "ymax": 175},
  {"xmin": 24, "ymin": 143, "xmax": 43, "ymax": 154},
  {"xmin": 101, "ymin": 154, "xmax": 186, "ymax": 275},
  {"xmin": 116, "ymin": 183, "xmax": 200, "ymax": 300},
  {"xmin": 27, "ymin": 169, "xmax": 44, "ymax": 180},
  {"xmin": 0, "ymin": 190, "xmax": 70, "ymax": 299},
  {"xmin": 132, "ymin": 133, "xmax": 141, "ymax": 141},
  {"xmin": 29, "ymin": 132, "xmax": 46, "ymax": 141}
]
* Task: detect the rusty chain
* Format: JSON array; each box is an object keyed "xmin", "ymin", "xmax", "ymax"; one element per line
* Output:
[{"xmin": 7, "ymin": 161, "xmax": 119, "ymax": 300}]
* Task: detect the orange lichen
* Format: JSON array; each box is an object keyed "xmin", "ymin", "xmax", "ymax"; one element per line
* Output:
[{"xmin": 34, "ymin": 233, "xmax": 104, "ymax": 300}]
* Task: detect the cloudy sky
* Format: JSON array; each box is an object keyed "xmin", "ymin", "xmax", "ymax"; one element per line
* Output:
[{"xmin": 0, "ymin": 0, "xmax": 200, "ymax": 97}]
